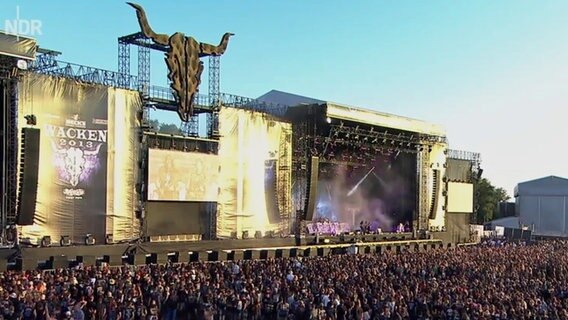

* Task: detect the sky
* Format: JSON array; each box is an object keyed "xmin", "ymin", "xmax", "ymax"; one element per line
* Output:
[{"xmin": 1, "ymin": 0, "xmax": 566, "ymax": 195}]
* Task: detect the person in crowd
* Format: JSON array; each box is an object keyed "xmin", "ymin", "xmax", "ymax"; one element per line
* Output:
[{"xmin": 2, "ymin": 240, "xmax": 568, "ymax": 319}]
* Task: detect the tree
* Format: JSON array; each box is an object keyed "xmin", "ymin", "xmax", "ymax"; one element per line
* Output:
[
  {"xmin": 158, "ymin": 123, "xmax": 181, "ymax": 135},
  {"xmin": 147, "ymin": 119, "xmax": 160, "ymax": 131},
  {"xmin": 145, "ymin": 119, "xmax": 181, "ymax": 135},
  {"xmin": 473, "ymin": 178, "xmax": 510, "ymax": 224}
]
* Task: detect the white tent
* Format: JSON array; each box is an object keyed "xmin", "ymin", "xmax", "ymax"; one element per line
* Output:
[{"xmin": 515, "ymin": 176, "xmax": 568, "ymax": 236}]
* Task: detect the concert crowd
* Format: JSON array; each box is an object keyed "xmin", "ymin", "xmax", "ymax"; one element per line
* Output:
[{"xmin": 0, "ymin": 240, "xmax": 567, "ymax": 319}]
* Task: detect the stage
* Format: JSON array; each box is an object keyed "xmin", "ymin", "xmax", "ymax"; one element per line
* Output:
[{"xmin": 0, "ymin": 232, "xmax": 448, "ymax": 271}]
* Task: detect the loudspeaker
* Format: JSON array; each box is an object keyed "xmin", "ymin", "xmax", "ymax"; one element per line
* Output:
[
  {"xmin": 40, "ymin": 236, "xmax": 51, "ymax": 247},
  {"xmin": 16, "ymin": 128, "xmax": 40, "ymax": 225},
  {"xmin": 264, "ymin": 159, "xmax": 281, "ymax": 224},
  {"xmin": 303, "ymin": 156, "xmax": 319, "ymax": 221},
  {"xmin": 60, "ymin": 236, "xmax": 71, "ymax": 246}
]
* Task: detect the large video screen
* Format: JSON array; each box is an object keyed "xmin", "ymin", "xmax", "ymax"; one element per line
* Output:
[
  {"xmin": 148, "ymin": 149, "xmax": 219, "ymax": 202},
  {"xmin": 315, "ymin": 151, "xmax": 417, "ymax": 232},
  {"xmin": 447, "ymin": 182, "xmax": 473, "ymax": 213}
]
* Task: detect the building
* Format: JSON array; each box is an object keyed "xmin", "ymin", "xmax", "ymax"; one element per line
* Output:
[{"xmin": 515, "ymin": 176, "xmax": 568, "ymax": 236}]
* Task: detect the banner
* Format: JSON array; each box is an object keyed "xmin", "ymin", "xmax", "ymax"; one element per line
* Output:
[
  {"xmin": 306, "ymin": 222, "xmax": 351, "ymax": 235},
  {"xmin": 216, "ymin": 107, "xmax": 292, "ymax": 238},
  {"xmin": 18, "ymin": 74, "xmax": 141, "ymax": 243},
  {"xmin": 147, "ymin": 149, "xmax": 219, "ymax": 202},
  {"xmin": 18, "ymin": 74, "xmax": 108, "ymax": 243},
  {"xmin": 106, "ymin": 88, "xmax": 141, "ymax": 241}
]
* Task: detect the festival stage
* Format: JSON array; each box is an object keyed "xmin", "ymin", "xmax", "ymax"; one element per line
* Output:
[{"xmin": 0, "ymin": 232, "xmax": 448, "ymax": 272}]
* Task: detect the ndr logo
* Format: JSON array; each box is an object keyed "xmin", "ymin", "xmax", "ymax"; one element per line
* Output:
[{"xmin": 4, "ymin": 6, "xmax": 42, "ymax": 39}]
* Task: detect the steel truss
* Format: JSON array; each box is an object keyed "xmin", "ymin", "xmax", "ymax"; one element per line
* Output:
[
  {"xmin": 31, "ymin": 52, "xmax": 288, "ymax": 120},
  {"xmin": 417, "ymin": 150, "xmax": 430, "ymax": 231},
  {"xmin": 207, "ymin": 56, "xmax": 221, "ymax": 137},
  {"xmin": 447, "ymin": 149, "xmax": 481, "ymax": 171},
  {"xmin": 1, "ymin": 78, "xmax": 18, "ymax": 231},
  {"xmin": 312, "ymin": 124, "xmax": 427, "ymax": 161},
  {"xmin": 277, "ymin": 126, "xmax": 293, "ymax": 234},
  {"xmin": 0, "ymin": 55, "xmax": 19, "ymax": 240},
  {"xmin": 30, "ymin": 56, "xmax": 139, "ymax": 90}
]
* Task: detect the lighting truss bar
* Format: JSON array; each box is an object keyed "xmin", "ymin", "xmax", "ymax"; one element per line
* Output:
[
  {"xmin": 330, "ymin": 125, "xmax": 420, "ymax": 148},
  {"xmin": 27, "ymin": 57, "xmax": 289, "ymax": 118},
  {"xmin": 319, "ymin": 159, "xmax": 369, "ymax": 167},
  {"xmin": 29, "ymin": 59, "xmax": 139, "ymax": 90},
  {"xmin": 118, "ymin": 32, "xmax": 168, "ymax": 52},
  {"xmin": 447, "ymin": 149, "xmax": 481, "ymax": 163}
]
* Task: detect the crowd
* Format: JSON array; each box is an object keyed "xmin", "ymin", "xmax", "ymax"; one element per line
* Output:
[{"xmin": 1, "ymin": 240, "xmax": 568, "ymax": 319}]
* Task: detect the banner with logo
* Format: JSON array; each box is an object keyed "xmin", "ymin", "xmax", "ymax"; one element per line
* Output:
[{"xmin": 18, "ymin": 74, "xmax": 110, "ymax": 243}]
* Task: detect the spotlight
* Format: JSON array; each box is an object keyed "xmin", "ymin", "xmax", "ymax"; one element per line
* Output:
[
  {"xmin": 326, "ymin": 117, "xmax": 331, "ymax": 123},
  {"xmin": 16, "ymin": 60, "xmax": 28, "ymax": 70},
  {"xmin": 40, "ymin": 236, "xmax": 51, "ymax": 247},
  {"xmin": 84, "ymin": 234, "xmax": 96, "ymax": 246},
  {"xmin": 60, "ymin": 235, "xmax": 71, "ymax": 247}
]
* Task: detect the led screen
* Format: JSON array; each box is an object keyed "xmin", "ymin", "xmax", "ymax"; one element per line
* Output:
[
  {"xmin": 447, "ymin": 182, "xmax": 474, "ymax": 213},
  {"xmin": 148, "ymin": 149, "xmax": 219, "ymax": 202}
]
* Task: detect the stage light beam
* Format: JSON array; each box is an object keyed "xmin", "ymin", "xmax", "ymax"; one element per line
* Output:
[{"xmin": 347, "ymin": 166, "xmax": 375, "ymax": 197}]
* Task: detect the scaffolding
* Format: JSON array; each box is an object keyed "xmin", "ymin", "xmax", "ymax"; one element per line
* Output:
[
  {"xmin": 0, "ymin": 55, "xmax": 20, "ymax": 238},
  {"xmin": 417, "ymin": 149, "xmax": 430, "ymax": 231},
  {"xmin": 278, "ymin": 126, "xmax": 293, "ymax": 234},
  {"xmin": 207, "ymin": 56, "xmax": 221, "ymax": 138}
]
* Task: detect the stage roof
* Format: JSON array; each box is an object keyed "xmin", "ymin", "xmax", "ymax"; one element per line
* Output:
[
  {"xmin": 258, "ymin": 90, "xmax": 446, "ymax": 137},
  {"xmin": 257, "ymin": 89, "xmax": 324, "ymax": 106},
  {"xmin": 0, "ymin": 31, "xmax": 37, "ymax": 60}
]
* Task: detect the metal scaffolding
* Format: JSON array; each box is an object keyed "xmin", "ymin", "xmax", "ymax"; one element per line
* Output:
[
  {"xmin": 278, "ymin": 126, "xmax": 293, "ymax": 234},
  {"xmin": 417, "ymin": 149, "xmax": 430, "ymax": 231},
  {"xmin": 117, "ymin": 40, "xmax": 131, "ymax": 88},
  {"xmin": 0, "ymin": 55, "xmax": 20, "ymax": 237},
  {"xmin": 207, "ymin": 56, "xmax": 221, "ymax": 137}
]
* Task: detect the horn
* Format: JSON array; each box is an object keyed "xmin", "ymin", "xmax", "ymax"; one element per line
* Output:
[
  {"xmin": 199, "ymin": 32, "xmax": 235, "ymax": 56},
  {"xmin": 83, "ymin": 143, "xmax": 103, "ymax": 156},
  {"xmin": 127, "ymin": 2, "xmax": 169, "ymax": 46}
]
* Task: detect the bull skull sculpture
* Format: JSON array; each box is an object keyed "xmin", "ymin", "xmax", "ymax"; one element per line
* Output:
[
  {"xmin": 52, "ymin": 142, "xmax": 102, "ymax": 187},
  {"xmin": 127, "ymin": 3, "xmax": 234, "ymax": 122}
]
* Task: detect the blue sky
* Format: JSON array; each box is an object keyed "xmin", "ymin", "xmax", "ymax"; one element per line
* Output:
[{"xmin": 1, "ymin": 0, "xmax": 566, "ymax": 195}]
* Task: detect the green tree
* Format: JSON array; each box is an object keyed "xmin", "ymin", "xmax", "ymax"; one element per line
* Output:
[
  {"xmin": 473, "ymin": 178, "xmax": 510, "ymax": 224},
  {"xmin": 145, "ymin": 119, "xmax": 181, "ymax": 135},
  {"xmin": 147, "ymin": 119, "xmax": 160, "ymax": 131},
  {"xmin": 158, "ymin": 123, "xmax": 181, "ymax": 135}
]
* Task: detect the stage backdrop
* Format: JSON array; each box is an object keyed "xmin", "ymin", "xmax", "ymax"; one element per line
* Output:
[
  {"xmin": 18, "ymin": 74, "xmax": 141, "ymax": 243},
  {"xmin": 147, "ymin": 149, "xmax": 219, "ymax": 202},
  {"xmin": 217, "ymin": 107, "xmax": 292, "ymax": 238}
]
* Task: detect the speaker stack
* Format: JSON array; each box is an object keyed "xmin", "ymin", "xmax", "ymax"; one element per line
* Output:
[
  {"xmin": 303, "ymin": 156, "xmax": 319, "ymax": 221},
  {"xmin": 16, "ymin": 128, "xmax": 40, "ymax": 225}
]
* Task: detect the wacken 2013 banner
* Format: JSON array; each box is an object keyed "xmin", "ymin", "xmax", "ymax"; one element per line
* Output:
[
  {"xmin": 18, "ymin": 74, "xmax": 109, "ymax": 243},
  {"xmin": 47, "ymin": 114, "xmax": 108, "ymax": 200}
]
